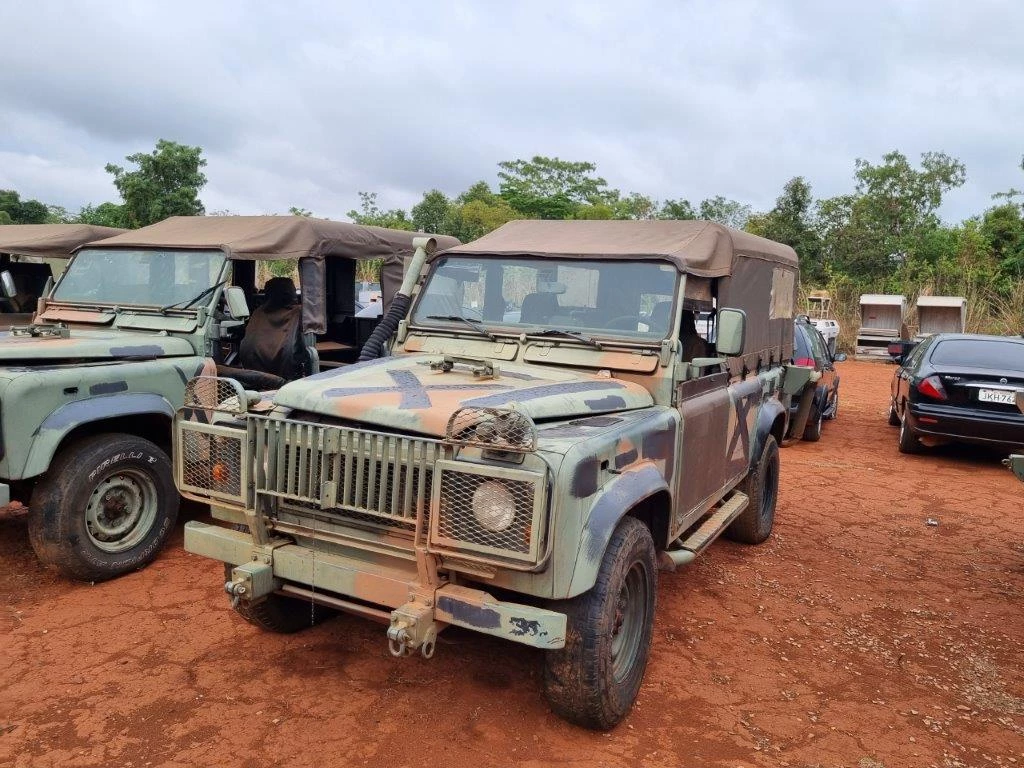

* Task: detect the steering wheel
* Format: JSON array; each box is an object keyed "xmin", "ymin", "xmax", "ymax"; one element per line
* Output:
[{"xmin": 604, "ymin": 315, "xmax": 640, "ymax": 331}]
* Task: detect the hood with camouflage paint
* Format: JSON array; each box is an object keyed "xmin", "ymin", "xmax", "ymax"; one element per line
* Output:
[
  {"xmin": 0, "ymin": 329, "xmax": 194, "ymax": 362},
  {"xmin": 272, "ymin": 354, "xmax": 653, "ymax": 436}
]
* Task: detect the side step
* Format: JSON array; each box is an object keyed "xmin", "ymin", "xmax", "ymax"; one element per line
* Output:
[{"xmin": 658, "ymin": 491, "xmax": 749, "ymax": 571}]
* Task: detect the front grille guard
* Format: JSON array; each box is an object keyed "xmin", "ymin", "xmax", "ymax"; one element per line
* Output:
[{"xmin": 176, "ymin": 409, "xmax": 554, "ymax": 571}]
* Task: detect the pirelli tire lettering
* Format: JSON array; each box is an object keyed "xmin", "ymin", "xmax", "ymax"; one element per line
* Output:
[{"xmin": 28, "ymin": 433, "xmax": 179, "ymax": 581}]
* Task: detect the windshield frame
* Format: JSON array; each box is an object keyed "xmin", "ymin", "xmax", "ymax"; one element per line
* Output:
[
  {"xmin": 409, "ymin": 254, "xmax": 681, "ymax": 346},
  {"xmin": 50, "ymin": 247, "xmax": 230, "ymax": 312}
]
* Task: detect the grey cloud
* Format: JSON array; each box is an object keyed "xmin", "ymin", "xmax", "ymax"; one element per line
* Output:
[{"xmin": 0, "ymin": 0, "xmax": 1021, "ymax": 222}]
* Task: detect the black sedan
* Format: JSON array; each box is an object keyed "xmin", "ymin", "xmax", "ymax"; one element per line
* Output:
[
  {"xmin": 888, "ymin": 333, "xmax": 1024, "ymax": 453},
  {"xmin": 791, "ymin": 317, "xmax": 846, "ymax": 441}
]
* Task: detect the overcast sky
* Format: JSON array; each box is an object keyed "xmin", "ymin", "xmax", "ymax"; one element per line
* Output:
[{"xmin": 1, "ymin": 0, "xmax": 1021, "ymax": 223}]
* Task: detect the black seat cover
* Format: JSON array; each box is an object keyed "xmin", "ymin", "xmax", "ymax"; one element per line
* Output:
[
  {"xmin": 520, "ymin": 292, "xmax": 559, "ymax": 324},
  {"xmin": 238, "ymin": 277, "xmax": 306, "ymax": 380}
]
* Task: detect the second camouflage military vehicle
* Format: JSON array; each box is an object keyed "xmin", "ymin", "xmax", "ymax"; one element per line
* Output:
[
  {"xmin": 177, "ymin": 220, "xmax": 805, "ymax": 729},
  {"xmin": 0, "ymin": 215, "xmax": 456, "ymax": 581},
  {"xmin": 0, "ymin": 224, "xmax": 126, "ymax": 328}
]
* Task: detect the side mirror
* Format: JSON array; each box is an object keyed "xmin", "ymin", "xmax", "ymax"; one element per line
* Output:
[
  {"xmin": 224, "ymin": 286, "xmax": 250, "ymax": 319},
  {"xmin": 887, "ymin": 340, "xmax": 917, "ymax": 365},
  {"xmin": 833, "ymin": 352, "xmax": 848, "ymax": 363},
  {"xmin": 0, "ymin": 270, "xmax": 15, "ymax": 299},
  {"xmin": 715, "ymin": 308, "xmax": 746, "ymax": 356}
]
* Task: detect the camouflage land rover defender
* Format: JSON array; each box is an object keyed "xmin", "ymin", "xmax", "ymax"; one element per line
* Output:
[
  {"xmin": 177, "ymin": 220, "xmax": 806, "ymax": 729},
  {"xmin": 0, "ymin": 216, "xmax": 454, "ymax": 581}
]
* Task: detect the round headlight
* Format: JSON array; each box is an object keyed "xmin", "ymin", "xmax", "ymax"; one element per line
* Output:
[{"xmin": 472, "ymin": 481, "xmax": 516, "ymax": 532}]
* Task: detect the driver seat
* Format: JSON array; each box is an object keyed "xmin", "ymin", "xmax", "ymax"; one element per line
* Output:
[
  {"xmin": 520, "ymin": 292, "xmax": 559, "ymax": 324},
  {"xmin": 236, "ymin": 277, "xmax": 307, "ymax": 381}
]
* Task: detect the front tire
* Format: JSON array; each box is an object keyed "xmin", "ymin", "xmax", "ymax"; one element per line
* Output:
[
  {"xmin": 28, "ymin": 433, "xmax": 178, "ymax": 581},
  {"xmin": 802, "ymin": 403, "xmax": 823, "ymax": 442},
  {"xmin": 726, "ymin": 435, "xmax": 779, "ymax": 544},
  {"xmin": 543, "ymin": 517, "xmax": 657, "ymax": 730}
]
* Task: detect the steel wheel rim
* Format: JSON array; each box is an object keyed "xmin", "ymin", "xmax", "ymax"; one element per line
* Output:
[
  {"xmin": 85, "ymin": 468, "xmax": 159, "ymax": 553},
  {"xmin": 611, "ymin": 562, "xmax": 648, "ymax": 682}
]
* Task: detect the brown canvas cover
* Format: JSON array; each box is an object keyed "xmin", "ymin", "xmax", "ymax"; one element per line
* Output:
[
  {"xmin": 87, "ymin": 216, "xmax": 460, "ymax": 334},
  {"xmin": 440, "ymin": 219, "xmax": 797, "ymax": 277},
  {"xmin": 0, "ymin": 224, "xmax": 126, "ymax": 258}
]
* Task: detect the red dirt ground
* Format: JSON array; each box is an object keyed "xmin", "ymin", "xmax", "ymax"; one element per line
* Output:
[{"xmin": 1, "ymin": 360, "xmax": 1022, "ymax": 768}]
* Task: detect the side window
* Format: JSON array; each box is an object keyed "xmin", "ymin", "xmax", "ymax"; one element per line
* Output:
[
  {"xmin": 808, "ymin": 328, "xmax": 829, "ymax": 363},
  {"xmin": 904, "ymin": 338, "xmax": 930, "ymax": 369}
]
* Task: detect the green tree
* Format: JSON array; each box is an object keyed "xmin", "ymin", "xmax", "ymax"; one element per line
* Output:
[
  {"xmin": 0, "ymin": 190, "xmax": 50, "ymax": 224},
  {"xmin": 497, "ymin": 156, "xmax": 612, "ymax": 219},
  {"xmin": 105, "ymin": 139, "xmax": 208, "ymax": 228},
  {"xmin": 980, "ymin": 202, "xmax": 1024, "ymax": 279},
  {"xmin": 658, "ymin": 198, "xmax": 697, "ymax": 220},
  {"xmin": 817, "ymin": 151, "xmax": 966, "ymax": 284},
  {"xmin": 698, "ymin": 196, "xmax": 751, "ymax": 229},
  {"xmin": 411, "ymin": 190, "xmax": 452, "ymax": 233},
  {"xmin": 346, "ymin": 191, "xmax": 413, "ymax": 230},
  {"xmin": 288, "ymin": 206, "xmax": 314, "ymax": 217},
  {"xmin": 610, "ymin": 192, "xmax": 659, "ymax": 220},
  {"xmin": 0, "ymin": 210, "xmax": 11, "ymax": 225},
  {"xmin": 77, "ymin": 202, "xmax": 127, "ymax": 228},
  {"xmin": 443, "ymin": 197, "xmax": 521, "ymax": 242},
  {"xmin": 745, "ymin": 177, "xmax": 824, "ymax": 282}
]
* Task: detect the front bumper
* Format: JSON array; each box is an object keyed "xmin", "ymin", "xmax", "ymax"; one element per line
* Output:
[
  {"xmin": 184, "ymin": 521, "xmax": 566, "ymax": 650},
  {"xmin": 908, "ymin": 402, "xmax": 1024, "ymax": 448}
]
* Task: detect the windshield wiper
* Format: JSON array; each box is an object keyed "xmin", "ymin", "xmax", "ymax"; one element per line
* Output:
[
  {"xmin": 531, "ymin": 328, "xmax": 603, "ymax": 349},
  {"xmin": 161, "ymin": 281, "xmax": 226, "ymax": 314},
  {"xmin": 425, "ymin": 314, "xmax": 499, "ymax": 342}
]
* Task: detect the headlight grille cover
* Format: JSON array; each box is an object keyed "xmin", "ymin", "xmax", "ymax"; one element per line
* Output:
[
  {"xmin": 445, "ymin": 407, "xmax": 537, "ymax": 452},
  {"xmin": 178, "ymin": 423, "xmax": 246, "ymax": 502},
  {"xmin": 431, "ymin": 460, "xmax": 547, "ymax": 564}
]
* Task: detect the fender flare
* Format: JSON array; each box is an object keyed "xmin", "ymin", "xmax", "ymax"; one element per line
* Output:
[
  {"xmin": 749, "ymin": 396, "xmax": 787, "ymax": 468},
  {"xmin": 23, "ymin": 393, "xmax": 175, "ymax": 479},
  {"xmin": 566, "ymin": 462, "xmax": 670, "ymax": 597}
]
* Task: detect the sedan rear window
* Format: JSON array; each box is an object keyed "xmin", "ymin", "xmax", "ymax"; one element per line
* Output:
[{"xmin": 930, "ymin": 339, "xmax": 1024, "ymax": 371}]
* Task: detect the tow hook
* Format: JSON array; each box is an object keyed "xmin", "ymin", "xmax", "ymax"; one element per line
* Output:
[
  {"xmin": 224, "ymin": 580, "xmax": 247, "ymax": 609},
  {"xmin": 387, "ymin": 600, "xmax": 439, "ymax": 659}
]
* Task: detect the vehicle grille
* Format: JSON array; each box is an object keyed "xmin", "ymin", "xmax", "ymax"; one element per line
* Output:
[{"xmin": 253, "ymin": 418, "xmax": 440, "ymax": 527}]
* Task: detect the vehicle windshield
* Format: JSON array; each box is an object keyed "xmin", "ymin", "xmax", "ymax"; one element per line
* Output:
[
  {"xmin": 412, "ymin": 256, "xmax": 678, "ymax": 340},
  {"xmin": 52, "ymin": 248, "xmax": 226, "ymax": 308},
  {"xmin": 930, "ymin": 338, "xmax": 1024, "ymax": 371}
]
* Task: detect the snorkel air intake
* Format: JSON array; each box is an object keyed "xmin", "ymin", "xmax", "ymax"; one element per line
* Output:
[{"xmin": 358, "ymin": 236, "xmax": 436, "ymax": 361}]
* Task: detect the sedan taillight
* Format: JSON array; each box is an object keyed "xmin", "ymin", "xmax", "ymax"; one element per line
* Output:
[{"xmin": 917, "ymin": 375, "xmax": 947, "ymax": 401}]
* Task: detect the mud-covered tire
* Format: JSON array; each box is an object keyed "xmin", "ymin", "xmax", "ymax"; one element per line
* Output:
[
  {"xmin": 27, "ymin": 433, "xmax": 178, "ymax": 581},
  {"xmin": 802, "ymin": 403, "xmax": 823, "ymax": 442},
  {"xmin": 543, "ymin": 516, "xmax": 657, "ymax": 730},
  {"xmin": 888, "ymin": 401, "xmax": 901, "ymax": 426},
  {"xmin": 898, "ymin": 413, "xmax": 923, "ymax": 454},
  {"xmin": 726, "ymin": 435, "xmax": 779, "ymax": 545}
]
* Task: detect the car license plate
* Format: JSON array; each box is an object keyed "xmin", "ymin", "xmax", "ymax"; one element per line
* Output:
[{"xmin": 978, "ymin": 389, "xmax": 1018, "ymax": 405}]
